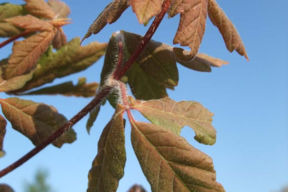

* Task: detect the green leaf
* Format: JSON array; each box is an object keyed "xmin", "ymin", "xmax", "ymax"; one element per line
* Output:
[
  {"xmin": 0, "ymin": 97, "xmax": 76, "ymax": 148},
  {"xmin": 0, "ymin": 22, "xmax": 22, "ymax": 37},
  {"xmin": 127, "ymin": 63, "xmax": 168, "ymax": 100},
  {"xmin": 82, "ymin": 0, "xmax": 129, "ymax": 41},
  {"xmin": 87, "ymin": 104, "xmax": 126, "ymax": 192},
  {"xmin": 86, "ymin": 105, "xmax": 100, "ymax": 134},
  {"xmin": 23, "ymin": 77, "xmax": 99, "ymax": 97},
  {"xmin": 129, "ymin": 97, "xmax": 216, "ymax": 145},
  {"xmin": 0, "ymin": 3, "xmax": 25, "ymax": 21},
  {"xmin": 0, "ymin": 66, "xmax": 34, "ymax": 93},
  {"xmin": 123, "ymin": 31, "xmax": 179, "ymax": 87},
  {"xmin": 0, "ymin": 114, "xmax": 7, "ymax": 157},
  {"xmin": 131, "ymin": 121, "xmax": 225, "ymax": 192},
  {"xmin": 0, "ymin": 184, "xmax": 14, "ymax": 192},
  {"xmin": 15, "ymin": 38, "xmax": 107, "ymax": 93}
]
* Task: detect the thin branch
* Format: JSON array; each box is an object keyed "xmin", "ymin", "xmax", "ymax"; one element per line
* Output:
[
  {"xmin": 0, "ymin": 0, "xmax": 172, "ymax": 178},
  {"xmin": 0, "ymin": 31, "xmax": 32, "ymax": 49}
]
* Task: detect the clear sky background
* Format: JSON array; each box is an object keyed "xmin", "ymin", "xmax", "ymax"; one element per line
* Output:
[{"xmin": 0, "ymin": 0, "xmax": 287, "ymax": 192}]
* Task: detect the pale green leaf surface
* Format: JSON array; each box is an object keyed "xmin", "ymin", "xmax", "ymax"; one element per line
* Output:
[
  {"xmin": 0, "ymin": 3, "xmax": 24, "ymax": 21},
  {"xmin": 0, "ymin": 22, "xmax": 22, "ymax": 37},
  {"xmin": 131, "ymin": 121, "xmax": 225, "ymax": 192},
  {"xmin": 0, "ymin": 97, "xmax": 76, "ymax": 148}
]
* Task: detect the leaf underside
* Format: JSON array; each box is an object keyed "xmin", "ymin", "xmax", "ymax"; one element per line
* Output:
[
  {"xmin": 129, "ymin": 97, "xmax": 216, "ymax": 145},
  {"xmin": 24, "ymin": 0, "xmax": 56, "ymax": 19},
  {"xmin": 87, "ymin": 104, "xmax": 126, "ymax": 192},
  {"xmin": 0, "ymin": 97, "xmax": 76, "ymax": 148},
  {"xmin": 0, "ymin": 114, "xmax": 7, "ymax": 157},
  {"xmin": 47, "ymin": 0, "xmax": 71, "ymax": 19},
  {"xmin": 131, "ymin": 121, "xmax": 225, "ymax": 192}
]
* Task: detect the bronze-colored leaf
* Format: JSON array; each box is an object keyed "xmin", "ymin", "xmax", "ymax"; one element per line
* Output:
[
  {"xmin": 0, "ymin": 67, "xmax": 34, "ymax": 92},
  {"xmin": 0, "ymin": 114, "xmax": 7, "ymax": 157},
  {"xmin": 130, "ymin": 0, "xmax": 162, "ymax": 24},
  {"xmin": 0, "ymin": 184, "xmax": 14, "ymax": 192},
  {"xmin": 127, "ymin": 184, "xmax": 147, "ymax": 192},
  {"xmin": 208, "ymin": 0, "xmax": 249, "ymax": 60},
  {"xmin": 4, "ymin": 15, "xmax": 54, "ymax": 32},
  {"xmin": 0, "ymin": 22, "xmax": 22, "ymax": 37},
  {"xmin": 129, "ymin": 97, "xmax": 216, "ymax": 145},
  {"xmin": 52, "ymin": 28, "xmax": 67, "ymax": 50},
  {"xmin": 87, "ymin": 104, "xmax": 126, "ymax": 192},
  {"xmin": 12, "ymin": 38, "xmax": 106, "ymax": 93},
  {"xmin": 127, "ymin": 63, "xmax": 168, "ymax": 100},
  {"xmin": 170, "ymin": 0, "xmax": 208, "ymax": 60},
  {"xmin": 123, "ymin": 31, "xmax": 179, "ymax": 87},
  {"xmin": 47, "ymin": 0, "xmax": 70, "ymax": 19},
  {"xmin": 82, "ymin": 0, "xmax": 129, "ymax": 41},
  {"xmin": 0, "ymin": 97, "xmax": 76, "ymax": 148},
  {"xmin": 131, "ymin": 121, "xmax": 225, "ymax": 192},
  {"xmin": 23, "ymin": 77, "xmax": 99, "ymax": 97},
  {"xmin": 24, "ymin": 0, "xmax": 55, "ymax": 19},
  {"xmin": 86, "ymin": 105, "xmax": 100, "ymax": 134},
  {"xmin": 4, "ymin": 30, "xmax": 56, "ymax": 80},
  {"xmin": 0, "ymin": 3, "xmax": 24, "ymax": 21}
]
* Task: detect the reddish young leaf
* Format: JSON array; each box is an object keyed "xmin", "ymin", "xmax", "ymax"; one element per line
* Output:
[
  {"xmin": 87, "ymin": 104, "xmax": 126, "ymax": 192},
  {"xmin": 0, "ymin": 114, "xmax": 7, "ymax": 158},
  {"xmin": 130, "ymin": 0, "xmax": 162, "ymax": 24},
  {"xmin": 24, "ymin": 0, "xmax": 56, "ymax": 19},
  {"xmin": 82, "ymin": 0, "xmax": 129, "ymax": 41},
  {"xmin": 4, "ymin": 30, "xmax": 57, "ymax": 79},
  {"xmin": 4, "ymin": 15, "xmax": 54, "ymax": 32},
  {"xmin": 23, "ymin": 77, "xmax": 99, "ymax": 97},
  {"xmin": 0, "ymin": 97, "xmax": 76, "ymax": 148},
  {"xmin": 52, "ymin": 28, "xmax": 67, "ymax": 50},
  {"xmin": 169, "ymin": 0, "xmax": 208, "ymax": 60},
  {"xmin": 131, "ymin": 121, "xmax": 225, "ymax": 192},
  {"xmin": 47, "ymin": 0, "xmax": 71, "ymax": 19},
  {"xmin": 208, "ymin": 0, "xmax": 249, "ymax": 60},
  {"xmin": 129, "ymin": 97, "xmax": 216, "ymax": 145}
]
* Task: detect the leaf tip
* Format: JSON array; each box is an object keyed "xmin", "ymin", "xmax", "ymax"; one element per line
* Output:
[{"xmin": 80, "ymin": 32, "xmax": 92, "ymax": 45}]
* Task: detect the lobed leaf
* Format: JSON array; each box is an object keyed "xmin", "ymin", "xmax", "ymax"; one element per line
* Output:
[
  {"xmin": 15, "ymin": 38, "xmax": 107, "ymax": 93},
  {"xmin": 82, "ymin": 0, "xmax": 129, "ymax": 41},
  {"xmin": 4, "ymin": 30, "xmax": 57, "ymax": 80},
  {"xmin": 4, "ymin": 15, "xmax": 54, "ymax": 32},
  {"xmin": 24, "ymin": 0, "xmax": 55, "ymax": 19},
  {"xmin": 86, "ymin": 105, "xmax": 101, "ymax": 134},
  {"xmin": 0, "ymin": 3, "xmax": 24, "ymax": 21},
  {"xmin": 169, "ymin": 0, "xmax": 208, "ymax": 60},
  {"xmin": 0, "ymin": 114, "xmax": 7, "ymax": 157},
  {"xmin": 48, "ymin": 0, "xmax": 70, "ymax": 19},
  {"xmin": 0, "ymin": 67, "xmax": 34, "ymax": 93},
  {"xmin": 0, "ymin": 97, "xmax": 76, "ymax": 148},
  {"xmin": 52, "ymin": 28, "xmax": 67, "ymax": 50},
  {"xmin": 208, "ymin": 0, "xmax": 248, "ymax": 60},
  {"xmin": 87, "ymin": 104, "xmax": 126, "ymax": 192},
  {"xmin": 0, "ymin": 184, "xmax": 14, "ymax": 192},
  {"xmin": 127, "ymin": 184, "xmax": 147, "ymax": 192},
  {"xmin": 0, "ymin": 22, "xmax": 22, "ymax": 37},
  {"xmin": 129, "ymin": 97, "xmax": 216, "ymax": 145},
  {"xmin": 131, "ymin": 121, "xmax": 225, "ymax": 192},
  {"xmin": 127, "ymin": 63, "xmax": 168, "ymax": 101},
  {"xmin": 23, "ymin": 77, "xmax": 99, "ymax": 97},
  {"xmin": 130, "ymin": 0, "xmax": 162, "ymax": 24},
  {"xmin": 123, "ymin": 31, "xmax": 179, "ymax": 87}
]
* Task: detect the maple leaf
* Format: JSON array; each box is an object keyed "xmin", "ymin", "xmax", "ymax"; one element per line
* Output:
[
  {"xmin": 208, "ymin": 0, "xmax": 249, "ymax": 60},
  {"xmin": 82, "ymin": 0, "xmax": 129, "ymax": 41},
  {"xmin": 87, "ymin": 104, "xmax": 126, "ymax": 192},
  {"xmin": 23, "ymin": 77, "xmax": 99, "ymax": 97},
  {"xmin": 24, "ymin": 0, "xmax": 56, "ymax": 19},
  {"xmin": 0, "ymin": 97, "xmax": 76, "ymax": 148},
  {"xmin": 129, "ymin": 97, "xmax": 217, "ymax": 145},
  {"xmin": 47, "ymin": 0, "xmax": 71, "ymax": 19},
  {"xmin": 0, "ymin": 114, "xmax": 7, "ymax": 158},
  {"xmin": 131, "ymin": 121, "xmax": 225, "ymax": 192},
  {"xmin": 130, "ymin": 0, "xmax": 162, "ymax": 24},
  {"xmin": 169, "ymin": 0, "xmax": 209, "ymax": 60}
]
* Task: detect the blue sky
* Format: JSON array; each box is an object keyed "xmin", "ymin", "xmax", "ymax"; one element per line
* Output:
[{"xmin": 0, "ymin": 0, "xmax": 287, "ymax": 192}]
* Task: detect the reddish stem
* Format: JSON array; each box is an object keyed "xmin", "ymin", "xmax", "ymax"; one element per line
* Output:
[
  {"xmin": 0, "ymin": 0, "xmax": 171, "ymax": 178},
  {"xmin": 0, "ymin": 31, "xmax": 32, "ymax": 49}
]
